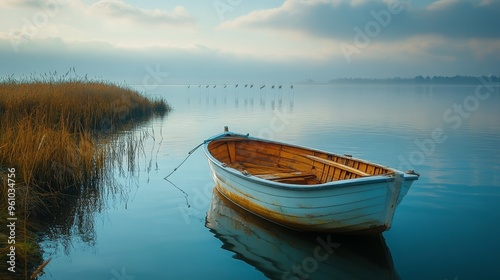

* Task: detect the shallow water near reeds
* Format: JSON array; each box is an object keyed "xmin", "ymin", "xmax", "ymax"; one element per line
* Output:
[{"xmin": 38, "ymin": 84, "xmax": 500, "ymax": 279}]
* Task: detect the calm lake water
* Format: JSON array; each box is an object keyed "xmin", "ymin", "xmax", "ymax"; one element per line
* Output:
[{"xmin": 39, "ymin": 83, "xmax": 500, "ymax": 279}]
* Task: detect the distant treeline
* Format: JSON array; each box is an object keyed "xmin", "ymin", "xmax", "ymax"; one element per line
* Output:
[{"xmin": 303, "ymin": 75, "xmax": 500, "ymax": 85}]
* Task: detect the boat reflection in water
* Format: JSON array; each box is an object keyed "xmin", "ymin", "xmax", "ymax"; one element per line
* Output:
[{"xmin": 205, "ymin": 188, "xmax": 399, "ymax": 280}]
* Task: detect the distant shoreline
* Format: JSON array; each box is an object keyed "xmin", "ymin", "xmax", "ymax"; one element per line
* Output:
[
  {"xmin": 129, "ymin": 76, "xmax": 500, "ymax": 87},
  {"xmin": 299, "ymin": 75, "xmax": 500, "ymax": 85}
]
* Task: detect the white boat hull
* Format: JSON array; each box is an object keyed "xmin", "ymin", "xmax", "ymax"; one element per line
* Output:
[{"xmin": 204, "ymin": 131, "xmax": 418, "ymax": 235}]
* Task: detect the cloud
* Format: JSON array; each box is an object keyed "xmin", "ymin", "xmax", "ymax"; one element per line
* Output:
[
  {"xmin": 426, "ymin": 0, "xmax": 460, "ymax": 10},
  {"xmin": 1, "ymin": 0, "xmax": 42, "ymax": 8},
  {"xmin": 0, "ymin": 36, "xmax": 328, "ymax": 84},
  {"xmin": 415, "ymin": 0, "xmax": 500, "ymax": 39},
  {"xmin": 0, "ymin": 1, "xmax": 498, "ymax": 81},
  {"xmin": 2, "ymin": 34, "xmax": 498, "ymax": 84},
  {"xmin": 0, "ymin": 0, "xmax": 198, "ymax": 52},
  {"xmin": 221, "ymin": 0, "xmax": 500, "ymax": 40},
  {"xmin": 89, "ymin": 0, "xmax": 194, "ymax": 27}
]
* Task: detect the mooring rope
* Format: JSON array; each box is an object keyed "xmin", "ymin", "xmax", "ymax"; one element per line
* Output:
[
  {"xmin": 164, "ymin": 178, "xmax": 190, "ymax": 208},
  {"xmin": 162, "ymin": 141, "xmax": 209, "ymax": 209},
  {"xmin": 163, "ymin": 141, "xmax": 206, "ymax": 180},
  {"xmin": 162, "ymin": 129, "xmax": 245, "ymax": 180}
]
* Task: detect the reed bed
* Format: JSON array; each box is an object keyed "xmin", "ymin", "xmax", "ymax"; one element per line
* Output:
[{"xmin": 0, "ymin": 76, "xmax": 171, "ymax": 278}]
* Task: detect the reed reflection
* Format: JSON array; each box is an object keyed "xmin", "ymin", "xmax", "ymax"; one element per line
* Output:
[{"xmin": 39, "ymin": 125, "xmax": 162, "ymax": 256}]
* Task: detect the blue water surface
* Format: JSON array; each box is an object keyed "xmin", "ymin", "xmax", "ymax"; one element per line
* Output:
[{"xmin": 40, "ymin": 84, "xmax": 500, "ymax": 280}]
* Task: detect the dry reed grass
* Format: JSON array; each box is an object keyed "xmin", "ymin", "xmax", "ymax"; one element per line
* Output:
[{"xmin": 0, "ymin": 76, "xmax": 170, "ymax": 279}]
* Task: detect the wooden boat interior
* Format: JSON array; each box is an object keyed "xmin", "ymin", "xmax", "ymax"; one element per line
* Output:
[{"xmin": 208, "ymin": 137, "xmax": 392, "ymax": 185}]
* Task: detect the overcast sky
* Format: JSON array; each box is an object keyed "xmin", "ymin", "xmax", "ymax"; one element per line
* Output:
[{"xmin": 0, "ymin": 0, "xmax": 499, "ymax": 84}]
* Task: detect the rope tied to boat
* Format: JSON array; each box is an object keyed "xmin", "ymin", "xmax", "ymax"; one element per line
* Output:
[
  {"xmin": 163, "ymin": 140, "xmax": 206, "ymax": 180},
  {"xmin": 163, "ymin": 128, "xmax": 248, "ymax": 180}
]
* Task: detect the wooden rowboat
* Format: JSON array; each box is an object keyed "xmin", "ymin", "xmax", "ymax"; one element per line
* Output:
[{"xmin": 203, "ymin": 127, "xmax": 419, "ymax": 235}]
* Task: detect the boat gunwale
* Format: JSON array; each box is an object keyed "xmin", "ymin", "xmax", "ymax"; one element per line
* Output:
[{"xmin": 203, "ymin": 132, "xmax": 419, "ymax": 191}]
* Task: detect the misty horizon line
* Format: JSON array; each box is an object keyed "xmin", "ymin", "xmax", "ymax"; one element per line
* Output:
[
  {"xmin": 2, "ymin": 72, "xmax": 499, "ymax": 87},
  {"xmin": 302, "ymin": 75, "xmax": 500, "ymax": 85}
]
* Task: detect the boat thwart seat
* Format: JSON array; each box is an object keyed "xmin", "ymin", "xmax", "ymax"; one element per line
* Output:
[{"xmin": 305, "ymin": 155, "xmax": 370, "ymax": 177}]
